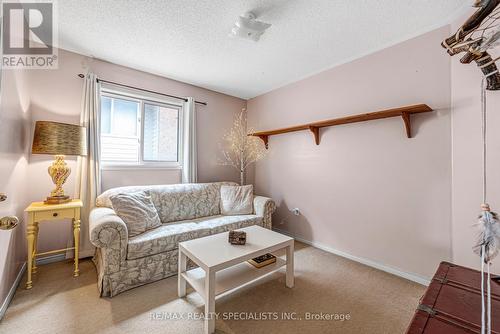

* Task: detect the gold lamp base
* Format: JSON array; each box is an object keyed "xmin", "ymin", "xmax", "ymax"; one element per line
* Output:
[
  {"xmin": 44, "ymin": 195, "xmax": 71, "ymax": 205},
  {"xmin": 45, "ymin": 155, "xmax": 72, "ymax": 205}
]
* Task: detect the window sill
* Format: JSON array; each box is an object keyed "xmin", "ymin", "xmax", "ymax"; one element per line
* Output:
[{"xmin": 101, "ymin": 164, "xmax": 182, "ymax": 171}]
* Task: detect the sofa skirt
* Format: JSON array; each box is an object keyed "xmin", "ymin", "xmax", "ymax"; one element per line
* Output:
[{"xmin": 93, "ymin": 247, "xmax": 196, "ymax": 297}]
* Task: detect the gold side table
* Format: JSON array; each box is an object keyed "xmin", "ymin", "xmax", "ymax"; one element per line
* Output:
[{"xmin": 24, "ymin": 199, "xmax": 83, "ymax": 289}]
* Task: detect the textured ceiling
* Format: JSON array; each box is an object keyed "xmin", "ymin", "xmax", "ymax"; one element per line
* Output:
[{"xmin": 58, "ymin": 0, "xmax": 470, "ymax": 99}]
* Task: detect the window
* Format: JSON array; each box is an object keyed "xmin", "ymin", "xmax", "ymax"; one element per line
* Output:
[
  {"xmin": 143, "ymin": 103, "xmax": 179, "ymax": 162},
  {"xmin": 100, "ymin": 89, "xmax": 183, "ymax": 168}
]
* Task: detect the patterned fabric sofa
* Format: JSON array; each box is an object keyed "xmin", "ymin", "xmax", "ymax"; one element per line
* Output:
[{"xmin": 89, "ymin": 182, "xmax": 276, "ymax": 297}]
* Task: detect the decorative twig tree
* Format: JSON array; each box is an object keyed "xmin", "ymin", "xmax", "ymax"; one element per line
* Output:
[{"xmin": 219, "ymin": 108, "xmax": 267, "ymax": 185}]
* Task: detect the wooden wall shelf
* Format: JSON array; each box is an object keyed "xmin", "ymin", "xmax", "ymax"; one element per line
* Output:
[{"xmin": 249, "ymin": 104, "xmax": 433, "ymax": 149}]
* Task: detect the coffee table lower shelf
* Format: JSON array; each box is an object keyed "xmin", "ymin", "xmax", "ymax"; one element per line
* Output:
[
  {"xmin": 181, "ymin": 257, "xmax": 286, "ymax": 298},
  {"xmin": 177, "ymin": 226, "xmax": 295, "ymax": 334}
]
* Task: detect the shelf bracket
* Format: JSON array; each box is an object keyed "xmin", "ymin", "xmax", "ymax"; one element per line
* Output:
[
  {"xmin": 401, "ymin": 112, "xmax": 411, "ymax": 138},
  {"xmin": 309, "ymin": 126, "xmax": 320, "ymax": 145},
  {"xmin": 257, "ymin": 135, "xmax": 269, "ymax": 149}
]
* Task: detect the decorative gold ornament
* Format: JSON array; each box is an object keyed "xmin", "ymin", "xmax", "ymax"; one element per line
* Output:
[
  {"xmin": 0, "ymin": 215, "xmax": 18, "ymax": 230},
  {"xmin": 47, "ymin": 155, "xmax": 71, "ymax": 203}
]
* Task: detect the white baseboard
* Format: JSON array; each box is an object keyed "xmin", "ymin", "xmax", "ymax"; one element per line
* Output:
[
  {"xmin": 273, "ymin": 228, "xmax": 431, "ymax": 286},
  {"xmin": 36, "ymin": 253, "xmax": 67, "ymax": 266},
  {"xmin": 37, "ymin": 250, "xmax": 94, "ymax": 265},
  {"xmin": 0, "ymin": 262, "xmax": 26, "ymax": 321}
]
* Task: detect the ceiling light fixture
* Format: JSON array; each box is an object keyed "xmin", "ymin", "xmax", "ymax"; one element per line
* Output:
[{"xmin": 230, "ymin": 12, "xmax": 271, "ymax": 42}]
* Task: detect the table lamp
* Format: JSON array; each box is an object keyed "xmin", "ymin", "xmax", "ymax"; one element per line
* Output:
[{"xmin": 32, "ymin": 121, "xmax": 87, "ymax": 204}]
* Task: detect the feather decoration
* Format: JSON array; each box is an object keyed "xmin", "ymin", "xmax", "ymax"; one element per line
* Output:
[{"xmin": 474, "ymin": 204, "xmax": 500, "ymax": 263}]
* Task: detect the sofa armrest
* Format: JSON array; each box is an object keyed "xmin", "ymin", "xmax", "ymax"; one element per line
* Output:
[
  {"xmin": 89, "ymin": 207, "xmax": 128, "ymax": 273},
  {"xmin": 253, "ymin": 196, "xmax": 276, "ymax": 230},
  {"xmin": 89, "ymin": 207, "xmax": 128, "ymax": 248}
]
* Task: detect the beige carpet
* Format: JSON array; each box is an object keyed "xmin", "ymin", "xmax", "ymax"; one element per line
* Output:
[{"xmin": 1, "ymin": 242, "xmax": 425, "ymax": 334}]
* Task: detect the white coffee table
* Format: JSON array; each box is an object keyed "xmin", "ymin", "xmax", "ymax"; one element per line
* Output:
[{"xmin": 178, "ymin": 225, "xmax": 294, "ymax": 334}]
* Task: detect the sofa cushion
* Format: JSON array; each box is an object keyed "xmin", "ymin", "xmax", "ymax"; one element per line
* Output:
[
  {"xmin": 195, "ymin": 214, "xmax": 262, "ymax": 234},
  {"xmin": 152, "ymin": 183, "xmax": 223, "ymax": 223},
  {"xmin": 96, "ymin": 182, "xmax": 238, "ymax": 223},
  {"xmin": 220, "ymin": 185, "xmax": 254, "ymax": 215},
  {"xmin": 126, "ymin": 215, "xmax": 263, "ymax": 260},
  {"xmin": 109, "ymin": 191, "xmax": 162, "ymax": 237}
]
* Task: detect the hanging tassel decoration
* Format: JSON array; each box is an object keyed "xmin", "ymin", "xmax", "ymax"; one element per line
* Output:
[{"xmin": 472, "ymin": 76, "xmax": 500, "ymax": 334}]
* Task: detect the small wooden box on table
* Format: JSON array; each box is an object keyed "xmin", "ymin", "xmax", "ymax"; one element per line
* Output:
[{"xmin": 24, "ymin": 199, "xmax": 83, "ymax": 289}]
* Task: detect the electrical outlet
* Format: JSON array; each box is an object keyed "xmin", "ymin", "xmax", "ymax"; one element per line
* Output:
[{"xmin": 291, "ymin": 208, "xmax": 300, "ymax": 216}]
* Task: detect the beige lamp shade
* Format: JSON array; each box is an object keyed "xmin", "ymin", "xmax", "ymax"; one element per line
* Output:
[{"xmin": 32, "ymin": 121, "xmax": 87, "ymax": 156}]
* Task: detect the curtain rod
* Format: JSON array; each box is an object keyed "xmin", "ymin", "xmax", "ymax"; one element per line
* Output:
[{"xmin": 77, "ymin": 73, "xmax": 207, "ymax": 106}]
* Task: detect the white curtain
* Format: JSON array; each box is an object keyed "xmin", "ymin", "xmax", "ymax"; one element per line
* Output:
[
  {"xmin": 182, "ymin": 97, "xmax": 197, "ymax": 183},
  {"xmin": 73, "ymin": 72, "xmax": 101, "ymax": 258}
]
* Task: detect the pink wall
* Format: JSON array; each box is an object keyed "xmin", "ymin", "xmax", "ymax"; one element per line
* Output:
[
  {"xmin": 101, "ymin": 168, "xmax": 182, "ymax": 191},
  {"xmin": 247, "ymin": 26, "xmax": 452, "ymax": 279},
  {"xmin": 2, "ymin": 16, "xmax": 494, "ymax": 301},
  {"xmin": 0, "ymin": 69, "xmax": 31, "ymax": 310},
  {"xmin": 24, "ymin": 48, "xmax": 246, "ymax": 256},
  {"xmin": 450, "ymin": 12, "xmax": 500, "ymax": 271}
]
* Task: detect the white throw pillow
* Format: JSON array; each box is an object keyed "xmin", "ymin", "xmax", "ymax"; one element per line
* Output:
[
  {"xmin": 109, "ymin": 190, "xmax": 162, "ymax": 237},
  {"xmin": 220, "ymin": 185, "xmax": 254, "ymax": 215}
]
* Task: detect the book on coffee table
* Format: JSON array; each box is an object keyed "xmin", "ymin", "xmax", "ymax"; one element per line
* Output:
[{"xmin": 247, "ymin": 253, "xmax": 276, "ymax": 268}]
